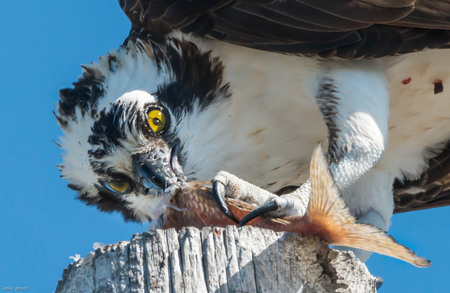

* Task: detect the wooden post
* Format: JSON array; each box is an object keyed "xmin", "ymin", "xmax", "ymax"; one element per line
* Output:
[{"xmin": 56, "ymin": 226, "xmax": 377, "ymax": 292}]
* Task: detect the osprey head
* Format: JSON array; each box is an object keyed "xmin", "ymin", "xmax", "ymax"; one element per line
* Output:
[{"xmin": 56, "ymin": 36, "xmax": 229, "ymax": 223}]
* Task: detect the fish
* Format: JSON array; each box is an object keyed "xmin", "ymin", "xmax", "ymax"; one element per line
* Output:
[{"xmin": 163, "ymin": 144, "xmax": 431, "ymax": 268}]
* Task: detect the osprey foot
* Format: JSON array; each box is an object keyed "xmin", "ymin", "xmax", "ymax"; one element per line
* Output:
[
  {"xmin": 211, "ymin": 171, "xmax": 279, "ymax": 222},
  {"xmin": 238, "ymin": 196, "xmax": 307, "ymax": 226},
  {"xmin": 211, "ymin": 171, "xmax": 308, "ymax": 224}
]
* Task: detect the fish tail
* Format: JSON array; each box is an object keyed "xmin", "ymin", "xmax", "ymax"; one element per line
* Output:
[{"xmin": 305, "ymin": 144, "xmax": 431, "ymax": 267}]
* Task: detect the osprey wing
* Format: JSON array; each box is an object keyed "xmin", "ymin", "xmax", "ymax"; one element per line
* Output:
[
  {"xmin": 394, "ymin": 143, "xmax": 450, "ymax": 213},
  {"xmin": 119, "ymin": 0, "xmax": 450, "ymax": 58},
  {"xmin": 119, "ymin": 0, "xmax": 450, "ymax": 213}
]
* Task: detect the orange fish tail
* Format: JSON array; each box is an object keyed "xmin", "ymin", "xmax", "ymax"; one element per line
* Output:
[{"xmin": 305, "ymin": 144, "xmax": 431, "ymax": 267}]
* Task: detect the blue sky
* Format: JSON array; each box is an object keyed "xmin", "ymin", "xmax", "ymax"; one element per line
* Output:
[{"xmin": 0, "ymin": 1, "xmax": 448, "ymax": 292}]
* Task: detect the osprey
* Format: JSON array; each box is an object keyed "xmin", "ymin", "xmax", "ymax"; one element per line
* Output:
[{"xmin": 57, "ymin": 1, "xmax": 450, "ymax": 261}]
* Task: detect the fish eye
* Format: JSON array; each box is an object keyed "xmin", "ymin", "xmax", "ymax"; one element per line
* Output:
[
  {"xmin": 147, "ymin": 107, "xmax": 167, "ymax": 133},
  {"xmin": 104, "ymin": 181, "xmax": 131, "ymax": 194}
]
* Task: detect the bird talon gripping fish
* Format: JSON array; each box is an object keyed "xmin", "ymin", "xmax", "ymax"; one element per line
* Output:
[
  {"xmin": 165, "ymin": 144, "xmax": 431, "ymax": 268},
  {"xmin": 57, "ymin": 1, "xmax": 450, "ymax": 269}
]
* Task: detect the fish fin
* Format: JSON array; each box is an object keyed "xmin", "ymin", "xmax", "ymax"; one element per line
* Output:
[{"xmin": 306, "ymin": 143, "xmax": 431, "ymax": 267}]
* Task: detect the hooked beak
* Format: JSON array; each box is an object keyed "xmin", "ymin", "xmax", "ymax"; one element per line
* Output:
[{"xmin": 133, "ymin": 142, "xmax": 185, "ymax": 193}]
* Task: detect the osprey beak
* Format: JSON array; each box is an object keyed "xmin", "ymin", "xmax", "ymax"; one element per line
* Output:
[{"xmin": 133, "ymin": 143, "xmax": 185, "ymax": 193}]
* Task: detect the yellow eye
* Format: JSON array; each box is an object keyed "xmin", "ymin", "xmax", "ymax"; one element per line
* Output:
[
  {"xmin": 105, "ymin": 181, "xmax": 130, "ymax": 193},
  {"xmin": 148, "ymin": 109, "xmax": 167, "ymax": 133}
]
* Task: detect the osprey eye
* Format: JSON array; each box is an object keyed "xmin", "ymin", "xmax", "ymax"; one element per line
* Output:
[
  {"xmin": 104, "ymin": 181, "xmax": 131, "ymax": 193},
  {"xmin": 147, "ymin": 108, "xmax": 167, "ymax": 133}
]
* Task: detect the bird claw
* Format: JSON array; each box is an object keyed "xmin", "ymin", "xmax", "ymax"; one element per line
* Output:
[
  {"xmin": 238, "ymin": 201, "xmax": 279, "ymax": 227},
  {"xmin": 211, "ymin": 170, "xmax": 279, "ymax": 224},
  {"xmin": 211, "ymin": 171, "xmax": 307, "ymax": 226},
  {"xmin": 238, "ymin": 195, "xmax": 304, "ymax": 226},
  {"xmin": 211, "ymin": 180, "xmax": 239, "ymax": 223}
]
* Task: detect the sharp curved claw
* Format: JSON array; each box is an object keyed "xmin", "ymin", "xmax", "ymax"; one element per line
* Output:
[
  {"xmin": 239, "ymin": 201, "xmax": 279, "ymax": 228},
  {"xmin": 212, "ymin": 180, "xmax": 239, "ymax": 224}
]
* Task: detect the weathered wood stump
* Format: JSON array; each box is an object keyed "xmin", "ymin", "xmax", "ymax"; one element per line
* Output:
[{"xmin": 56, "ymin": 226, "xmax": 377, "ymax": 292}]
